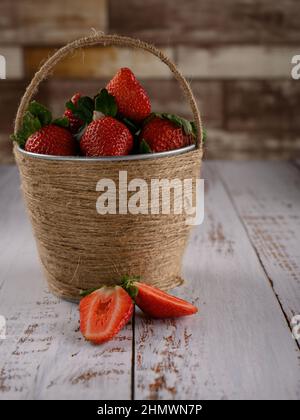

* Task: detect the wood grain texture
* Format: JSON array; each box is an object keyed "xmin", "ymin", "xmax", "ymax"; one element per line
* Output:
[
  {"xmin": 0, "ymin": 164, "xmax": 299, "ymax": 400},
  {"xmin": 0, "ymin": 167, "xmax": 132, "ymax": 400},
  {"xmin": 0, "ymin": 46, "xmax": 23, "ymax": 79},
  {"xmin": 108, "ymin": 0, "xmax": 300, "ymax": 45},
  {"xmin": 178, "ymin": 46, "xmax": 295, "ymax": 79},
  {"xmin": 204, "ymin": 129, "xmax": 300, "ymax": 160},
  {"xmin": 0, "ymin": 81, "xmax": 28, "ymax": 133},
  {"xmin": 134, "ymin": 162, "xmax": 300, "ymax": 400},
  {"xmin": 215, "ymin": 161, "xmax": 300, "ymax": 340},
  {"xmin": 24, "ymin": 47, "xmax": 174, "ymax": 79},
  {"xmin": 0, "ymin": 0, "xmax": 107, "ymax": 45},
  {"xmin": 0, "ymin": 135, "xmax": 14, "ymax": 164},
  {"xmin": 225, "ymin": 81, "xmax": 300, "ymax": 131}
]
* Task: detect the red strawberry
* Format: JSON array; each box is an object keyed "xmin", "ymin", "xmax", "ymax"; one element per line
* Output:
[
  {"xmin": 79, "ymin": 286, "xmax": 134, "ymax": 344},
  {"xmin": 25, "ymin": 125, "xmax": 76, "ymax": 156},
  {"xmin": 122, "ymin": 278, "xmax": 198, "ymax": 318},
  {"xmin": 140, "ymin": 115, "xmax": 195, "ymax": 153},
  {"xmin": 80, "ymin": 116, "xmax": 133, "ymax": 156},
  {"xmin": 12, "ymin": 100, "xmax": 76, "ymax": 156},
  {"xmin": 64, "ymin": 93, "xmax": 84, "ymax": 134},
  {"xmin": 106, "ymin": 67, "xmax": 151, "ymax": 121}
]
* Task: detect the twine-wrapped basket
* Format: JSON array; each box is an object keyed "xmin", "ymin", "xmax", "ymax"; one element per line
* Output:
[{"xmin": 13, "ymin": 34, "xmax": 203, "ymax": 301}]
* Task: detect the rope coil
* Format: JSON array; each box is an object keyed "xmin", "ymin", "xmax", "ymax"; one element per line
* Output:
[{"xmin": 14, "ymin": 34, "xmax": 203, "ymax": 300}]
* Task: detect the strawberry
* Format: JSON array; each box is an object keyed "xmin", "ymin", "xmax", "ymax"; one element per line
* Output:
[
  {"xmin": 64, "ymin": 93, "xmax": 84, "ymax": 134},
  {"xmin": 106, "ymin": 67, "xmax": 151, "ymax": 121},
  {"xmin": 80, "ymin": 89, "xmax": 133, "ymax": 156},
  {"xmin": 122, "ymin": 277, "xmax": 198, "ymax": 318},
  {"xmin": 25, "ymin": 125, "xmax": 76, "ymax": 156},
  {"xmin": 12, "ymin": 101, "xmax": 76, "ymax": 156},
  {"xmin": 140, "ymin": 114, "xmax": 196, "ymax": 153},
  {"xmin": 80, "ymin": 116, "xmax": 133, "ymax": 156},
  {"xmin": 79, "ymin": 286, "xmax": 134, "ymax": 344}
]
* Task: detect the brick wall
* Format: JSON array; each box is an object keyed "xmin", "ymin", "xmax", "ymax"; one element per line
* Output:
[{"xmin": 0, "ymin": 0, "xmax": 300, "ymax": 162}]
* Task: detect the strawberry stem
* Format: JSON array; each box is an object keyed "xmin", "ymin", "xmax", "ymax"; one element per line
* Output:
[
  {"xmin": 121, "ymin": 275, "xmax": 140, "ymax": 300},
  {"xmin": 79, "ymin": 275, "xmax": 141, "ymax": 299}
]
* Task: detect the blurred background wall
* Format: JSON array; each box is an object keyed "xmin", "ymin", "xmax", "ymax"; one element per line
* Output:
[{"xmin": 0, "ymin": 0, "xmax": 300, "ymax": 162}]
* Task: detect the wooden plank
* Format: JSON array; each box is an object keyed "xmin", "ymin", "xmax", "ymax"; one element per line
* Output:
[
  {"xmin": 178, "ymin": 46, "xmax": 295, "ymax": 79},
  {"xmin": 109, "ymin": 0, "xmax": 300, "ymax": 45},
  {"xmin": 0, "ymin": 0, "xmax": 107, "ymax": 45},
  {"xmin": 0, "ymin": 167, "xmax": 132, "ymax": 400},
  {"xmin": 225, "ymin": 81, "xmax": 300, "ymax": 131},
  {"xmin": 215, "ymin": 161, "xmax": 300, "ymax": 338},
  {"xmin": 0, "ymin": 47, "xmax": 23, "ymax": 79},
  {"xmin": 24, "ymin": 47, "xmax": 174, "ymax": 80},
  {"xmin": 0, "ymin": 136, "xmax": 14, "ymax": 164},
  {"xmin": 134, "ymin": 162, "xmax": 300, "ymax": 400},
  {"xmin": 204, "ymin": 129, "xmax": 300, "ymax": 160},
  {"xmin": 0, "ymin": 81, "xmax": 28, "ymax": 134}
]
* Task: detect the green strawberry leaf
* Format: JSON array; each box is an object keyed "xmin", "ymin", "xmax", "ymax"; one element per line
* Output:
[
  {"xmin": 53, "ymin": 116, "xmax": 69, "ymax": 128},
  {"xmin": 190, "ymin": 121, "xmax": 197, "ymax": 137},
  {"xmin": 121, "ymin": 275, "xmax": 140, "ymax": 300},
  {"xmin": 139, "ymin": 138, "xmax": 152, "ymax": 154},
  {"xmin": 66, "ymin": 96, "xmax": 94, "ymax": 124},
  {"xmin": 28, "ymin": 101, "xmax": 52, "ymax": 126},
  {"xmin": 121, "ymin": 117, "xmax": 141, "ymax": 135},
  {"xmin": 11, "ymin": 111, "xmax": 42, "ymax": 147},
  {"xmin": 158, "ymin": 112, "xmax": 195, "ymax": 137},
  {"xmin": 12, "ymin": 101, "xmax": 56, "ymax": 147},
  {"xmin": 95, "ymin": 89, "xmax": 117, "ymax": 117},
  {"xmin": 202, "ymin": 127, "xmax": 207, "ymax": 144},
  {"xmin": 190, "ymin": 122, "xmax": 207, "ymax": 144},
  {"xmin": 65, "ymin": 100, "xmax": 76, "ymax": 112}
]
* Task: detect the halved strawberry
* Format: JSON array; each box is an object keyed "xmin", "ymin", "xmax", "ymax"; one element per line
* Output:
[
  {"xmin": 122, "ymin": 277, "xmax": 198, "ymax": 318},
  {"xmin": 79, "ymin": 286, "xmax": 134, "ymax": 344}
]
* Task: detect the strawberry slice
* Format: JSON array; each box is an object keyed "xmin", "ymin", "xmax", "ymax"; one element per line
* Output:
[
  {"xmin": 122, "ymin": 278, "xmax": 198, "ymax": 318},
  {"xmin": 79, "ymin": 286, "xmax": 134, "ymax": 344}
]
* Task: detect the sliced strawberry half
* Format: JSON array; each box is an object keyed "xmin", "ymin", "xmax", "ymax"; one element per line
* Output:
[
  {"xmin": 122, "ymin": 278, "xmax": 198, "ymax": 318},
  {"xmin": 79, "ymin": 286, "xmax": 134, "ymax": 344}
]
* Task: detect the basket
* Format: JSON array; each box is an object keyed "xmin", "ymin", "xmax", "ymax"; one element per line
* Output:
[{"xmin": 13, "ymin": 33, "xmax": 204, "ymax": 301}]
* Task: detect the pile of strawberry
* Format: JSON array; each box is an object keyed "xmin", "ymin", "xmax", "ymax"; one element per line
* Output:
[
  {"xmin": 80, "ymin": 277, "xmax": 197, "ymax": 344},
  {"xmin": 13, "ymin": 68, "xmax": 203, "ymax": 156}
]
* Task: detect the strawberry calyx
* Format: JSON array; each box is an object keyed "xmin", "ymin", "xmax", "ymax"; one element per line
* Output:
[
  {"xmin": 65, "ymin": 95, "xmax": 94, "ymax": 126},
  {"xmin": 11, "ymin": 101, "xmax": 69, "ymax": 148},
  {"xmin": 201, "ymin": 127, "xmax": 207, "ymax": 144},
  {"xmin": 146, "ymin": 112, "xmax": 197, "ymax": 138},
  {"xmin": 120, "ymin": 275, "xmax": 140, "ymax": 300},
  {"xmin": 139, "ymin": 138, "xmax": 152, "ymax": 154},
  {"xmin": 94, "ymin": 89, "xmax": 118, "ymax": 118},
  {"xmin": 80, "ymin": 275, "xmax": 141, "ymax": 300}
]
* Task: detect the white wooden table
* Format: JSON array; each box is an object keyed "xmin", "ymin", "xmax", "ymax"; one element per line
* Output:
[{"xmin": 0, "ymin": 162, "xmax": 299, "ymax": 400}]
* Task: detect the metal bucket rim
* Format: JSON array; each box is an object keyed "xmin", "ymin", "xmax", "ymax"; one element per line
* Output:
[{"xmin": 16, "ymin": 144, "xmax": 196, "ymax": 162}]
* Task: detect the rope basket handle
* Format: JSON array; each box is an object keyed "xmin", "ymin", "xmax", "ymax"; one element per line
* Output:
[{"xmin": 14, "ymin": 33, "xmax": 203, "ymax": 149}]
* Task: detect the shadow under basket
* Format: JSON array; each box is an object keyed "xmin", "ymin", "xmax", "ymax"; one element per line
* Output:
[{"xmin": 13, "ymin": 33, "xmax": 204, "ymax": 301}]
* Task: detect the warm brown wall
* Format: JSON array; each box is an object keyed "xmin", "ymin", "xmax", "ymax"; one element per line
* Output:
[{"xmin": 1, "ymin": 0, "xmax": 300, "ymax": 162}]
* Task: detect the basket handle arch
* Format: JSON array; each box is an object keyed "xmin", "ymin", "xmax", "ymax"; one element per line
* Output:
[{"xmin": 14, "ymin": 33, "xmax": 203, "ymax": 149}]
